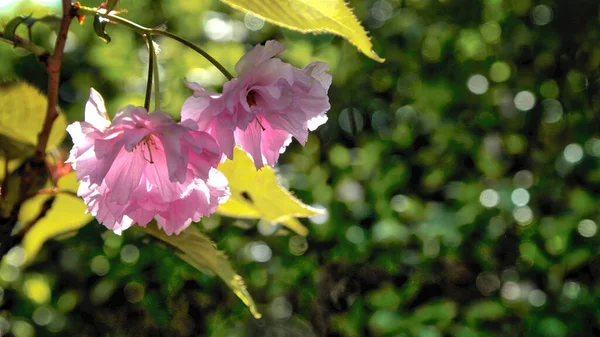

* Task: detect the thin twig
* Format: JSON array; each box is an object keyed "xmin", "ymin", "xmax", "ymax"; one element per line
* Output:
[
  {"xmin": 75, "ymin": 5, "xmax": 233, "ymax": 80},
  {"xmin": 15, "ymin": 196, "xmax": 56, "ymax": 238},
  {"xmin": 0, "ymin": 32, "xmax": 50, "ymax": 62},
  {"xmin": 36, "ymin": 187, "xmax": 79, "ymax": 198},
  {"xmin": 152, "ymin": 30, "xmax": 233, "ymax": 80}
]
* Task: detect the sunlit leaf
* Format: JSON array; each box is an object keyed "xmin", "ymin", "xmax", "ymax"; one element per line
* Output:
[
  {"xmin": 20, "ymin": 171, "xmax": 93, "ymax": 265},
  {"xmin": 0, "ymin": 158, "xmax": 49, "ymax": 219},
  {"xmin": 0, "ymin": 81, "xmax": 67, "ymax": 159},
  {"xmin": 141, "ymin": 223, "xmax": 261, "ymax": 319},
  {"xmin": 0, "ymin": 157, "xmax": 22, "ymax": 181},
  {"xmin": 219, "ymin": 0, "xmax": 384, "ymax": 62},
  {"xmin": 217, "ymin": 147, "xmax": 323, "ymax": 236}
]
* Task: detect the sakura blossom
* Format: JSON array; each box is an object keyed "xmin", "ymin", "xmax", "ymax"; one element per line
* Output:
[
  {"xmin": 66, "ymin": 88, "xmax": 230, "ymax": 235},
  {"xmin": 182, "ymin": 40, "xmax": 331, "ymax": 169}
]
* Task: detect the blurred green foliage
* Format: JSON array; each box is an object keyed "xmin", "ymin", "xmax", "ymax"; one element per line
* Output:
[{"xmin": 1, "ymin": 0, "xmax": 600, "ymax": 336}]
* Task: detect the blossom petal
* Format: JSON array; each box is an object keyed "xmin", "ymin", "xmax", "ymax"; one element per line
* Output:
[
  {"xmin": 69, "ymin": 90, "xmax": 227, "ymax": 235},
  {"xmin": 182, "ymin": 40, "xmax": 331, "ymax": 170},
  {"xmin": 303, "ymin": 61, "xmax": 332, "ymax": 91},
  {"xmin": 181, "ymin": 95, "xmax": 216, "ymax": 130},
  {"xmin": 261, "ymin": 121, "xmax": 293, "ymax": 166},
  {"xmin": 235, "ymin": 120, "xmax": 264, "ymax": 169},
  {"xmin": 104, "ymin": 148, "xmax": 147, "ymax": 204},
  {"xmin": 215, "ymin": 122, "xmax": 236, "ymax": 159},
  {"xmin": 85, "ymin": 88, "xmax": 111, "ymax": 131},
  {"xmin": 235, "ymin": 40, "xmax": 286, "ymax": 76}
]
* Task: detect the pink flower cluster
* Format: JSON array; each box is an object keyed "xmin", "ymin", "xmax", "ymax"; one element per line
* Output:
[
  {"xmin": 182, "ymin": 40, "xmax": 331, "ymax": 169},
  {"xmin": 67, "ymin": 40, "xmax": 331, "ymax": 235}
]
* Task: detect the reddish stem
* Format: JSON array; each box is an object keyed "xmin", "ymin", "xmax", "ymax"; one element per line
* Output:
[
  {"xmin": 0, "ymin": 1, "xmax": 76, "ymax": 258},
  {"xmin": 35, "ymin": 0, "xmax": 75, "ymax": 162}
]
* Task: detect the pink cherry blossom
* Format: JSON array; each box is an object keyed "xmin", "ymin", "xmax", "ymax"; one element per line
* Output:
[
  {"xmin": 182, "ymin": 40, "xmax": 331, "ymax": 169},
  {"xmin": 66, "ymin": 88, "xmax": 230, "ymax": 235}
]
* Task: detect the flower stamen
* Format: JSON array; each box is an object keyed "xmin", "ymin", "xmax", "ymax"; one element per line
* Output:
[
  {"xmin": 255, "ymin": 118, "xmax": 266, "ymax": 131},
  {"xmin": 146, "ymin": 140, "xmax": 154, "ymax": 163},
  {"xmin": 246, "ymin": 90, "xmax": 257, "ymax": 107},
  {"xmin": 136, "ymin": 135, "xmax": 156, "ymax": 164}
]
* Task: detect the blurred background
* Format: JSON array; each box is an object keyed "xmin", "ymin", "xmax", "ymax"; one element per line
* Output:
[{"xmin": 1, "ymin": 0, "xmax": 600, "ymax": 336}]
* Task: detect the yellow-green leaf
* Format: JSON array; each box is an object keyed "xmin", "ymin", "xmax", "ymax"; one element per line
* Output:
[
  {"xmin": 141, "ymin": 223, "xmax": 261, "ymax": 319},
  {"xmin": 0, "ymin": 81, "xmax": 68, "ymax": 159},
  {"xmin": 20, "ymin": 171, "xmax": 93, "ymax": 265},
  {"xmin": 0, "ymin": 157, "xmax": 23, "ymax": 181},
  {"xmin": 217, "ymin": 147, "xmax": 324, "ymax": 236},
  {"xmin": 219, "ymin": 0, "xmax": 384, "ymax": 62}
]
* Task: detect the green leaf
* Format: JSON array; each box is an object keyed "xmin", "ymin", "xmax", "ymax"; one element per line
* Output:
[
  {"xmin": 93, "ymin": 14, "xmax": 111, "ymax": 43},
  {"xmin": 0, "ymin": 133, "xmax": 35, "ymax": 160},
  {"xmin": 0, "ymin": 157, "xmax": 22, "ymax": 182},
  {"xmin": 141, "ymin": 223, "xmax": 261, "ymax": 319},
  {"xmin": 413, "ymin": 300, "xmax": 458, "ymax": 327},
  {"xmin": 0, "ymin": 81, "xmax": 67, "ymax": 160},
  {"xmin": 20, "ymin": 172, "xmax": 93, "ymax": 265},
  {"xmin": 3, "ymin": 15, "xmax": 31, "ymax": 43},
  {"xmin": 217, "ymin": 147, "xmax": 324, "ymax": 236},
  {"xmin": 562, "ymin": 248, "xmax": 592, "ymax": 271},
  {"xmin": 0, "ymin": 158, "xmax": 49, "ymax": 219},
  {"xmin": 465, "ymin": 300, "xmax": 507, "ymax": 323},
  {"xmin": 219, "ymin": 0, "xmax": 384, "ymax": 62}
]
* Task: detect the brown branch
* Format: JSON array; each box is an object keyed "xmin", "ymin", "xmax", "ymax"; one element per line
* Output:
[
  {"xmin": 16, "ymin": 196, "xmax": 57, "ymax": 238},
  {"xmin": 35, "ymin": 0, "xmax": 76, "ymax": 162},
  {"xmin": 0, "ymin": 1, "xmax": 76, "ymax": 259}
]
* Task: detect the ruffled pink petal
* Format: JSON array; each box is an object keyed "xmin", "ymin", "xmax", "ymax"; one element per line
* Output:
[
  {"xmin": 265, "ymin": 111, "xmax": 309, "ymax": 145},
  {"xmin": 182, "ymin": 40, "xmax": 331, "ymax": 169},
  {"xmin": 85, "ymin": 88, "xmax": 111, "ymax": 131},
  {"xmin": 181, "ymin": 94, "xmax": 216, "ymax": 130},
  {"xmin": 68, "ymin": 89, "xmax": 228, "ymax": 236},
  {"xmin": 253, "ymin": 59, "xmax": 295, "ymax": 86},
  {"xmin": 186, "ymin": 130, "xmax": 221, "ymax": 179},
  {"xmin": 139, "ymin": 145, "xmax": 177, "ymax": 202},
  {"xmin": 235, "ymin": 40, "xmax": 286, "ymax": 76},
  {"xmin": 104, "ymin": 147, "xmax": 147, "ymax": 205},
  {"xmin": 156, "ymin": 169, "xmax": 230, "ymax": 235},
  {"xmin": 303, "ymin": 62, "xmax": 332, "ymax": 91},
  {"xmin": 235, "ymin": 120, "xmax": 264, "ymax": 169},
  {"xmin": 260, "ymin": 119, "xmax": 293, "ymax": 166},
  {"xmin": 214, "ymin": 122, "xmax": 236, "ymax": 159},
  {"xmin": 156, "ymin": 131, "xmax": 187, "ymax": 183},
  {"xmin": 66, "ymin": 121, "xmax": 103, "ymax": 165}
]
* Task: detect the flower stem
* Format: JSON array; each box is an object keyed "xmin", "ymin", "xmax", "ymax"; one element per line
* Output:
[
  {"xmin": 144, "ymin": 34, "xmax": 154, "ymax": 111},
  {"xmin": 76, "ymin": 5, "xmax": 233, "ymax": 80},
  {"xmin": 152, "ymin": 41, "xmax": 160, "ymax": 110},
  {"xmin": 152, "ymin": 30, "xmax": 233, "ymax": 80}
]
